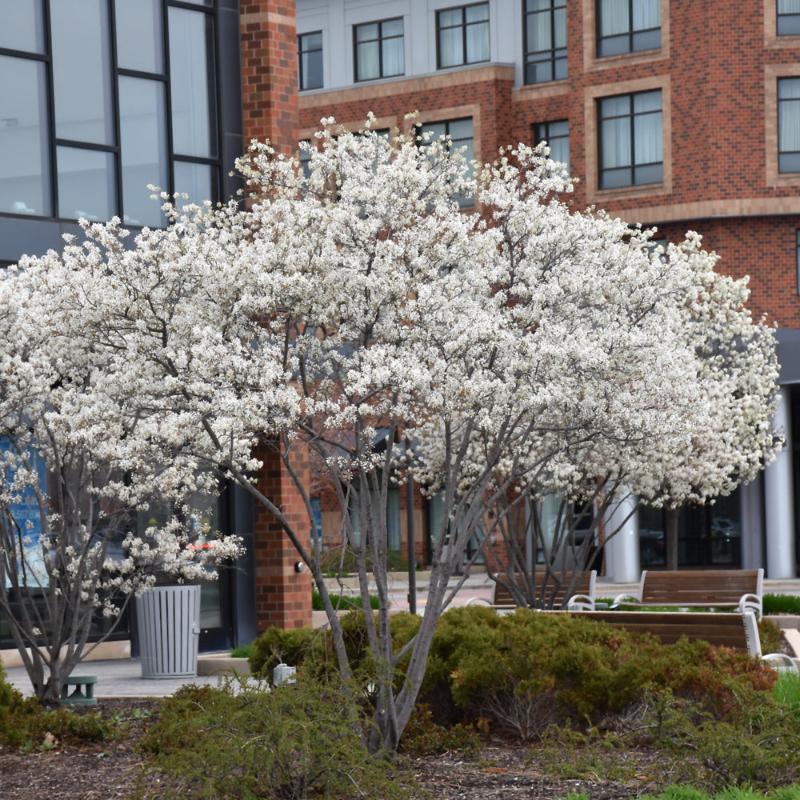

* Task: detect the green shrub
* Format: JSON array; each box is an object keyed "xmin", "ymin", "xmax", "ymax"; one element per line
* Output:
[
  {"xmin": 249, "ymin": 625, "xmax": 328, "ymax": 678},
  {"xmin": 775, "ymin": 672, "xmax": 800, "ymax": 715},
  {"xmin": 763, "ymin": 595, "xmax": 800, "ymax": 616},
  {"xmin": 249, "ymin": 611, "xmax": 420, "ymax": 686},
  {"xmin": 139, "ymin": 679, "xmax": 416, "ymax": 800},
  {"xmin": 0, "ymin": 662, "xmax": 113, "ymax": 750},
  {"xmin": 399, "ymin": 704, "xmax": 481, "ymax": 756},
  {"xmin": 230, "ymin": 643, "xmax": 253, "ymax": 659},
  {"xmin": 629, "ymin": 687, "xmax": 800, "ymax": 791},
  {"xmin": 319, "ymin": 545, "xmax": 409, "ymax": 576},
  {"xmin": 419, "ymin": 607, "xmax": 775, "ymax": 729},
  {"xmin": 759, "ymin": 618, "xmax": 785, "ymax": 654},
  {"xmin": 312, "ymin": 588, "xmax": 379, "ymax": 610}
]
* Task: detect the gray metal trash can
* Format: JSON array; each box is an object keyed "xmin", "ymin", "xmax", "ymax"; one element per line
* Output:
[{"xmin": 136, "ymin": 585, "xmax": 201, "ymax": 678}]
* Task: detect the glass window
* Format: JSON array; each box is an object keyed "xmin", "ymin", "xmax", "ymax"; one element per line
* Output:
[
  {"xmin": 50, "ymin": 0, "xmax": 114, "ymax": 145},
  {"xmin": 169, "ymin": 7, "xmax": 216, "ymax": 159},
  {"xmin": 524, "ymin": 0, "xmax": 567, "ymax": 85},
  {"xmin": 115, "ymin": 0, "xmax": 163, "ymax": 74},
  {"xmin": 437, "ymin": 3, "xmax": 490, "ymax": 68},
  {"xmin": 779, "ymin": 78, "xmax": 800, "ymax": 173},
  {"xmin": 597, "ymin": 0, "xmax": 660, "ymax": 57},
  {"xmin": 174, "ymin": 160, "xmax": 215, "ymax": 207},
  {"xmin": 56, "ymin": 146, "xmax": 115, "ymax": 221},
  {"xmin": 0, "ymin": 0, "xmax": 221, "ymax": 226},
  {"xmin": 535, "ymin": 120, "xmax": 570, "ymax": 171},
  {"xmin": 388, "ymin": 487, "xmax": 401, "ymax": 551},
  {"xmin": 354, "ymin": 18, "xmax": 404, "ymax": 81},
  {"xmin": 0, "ymin": 56, "xmax": 50, "ymax": 216},
  {"xmin": 0, "ymin": 0, "xmax": 45, "ymax": 53},
  {"xmin": 598, "ymin": 90, "xmax": 663, "ymax": 189},
  {"xmin": 418, "ymin": 117, "xmax": 474, "ymax": 206},
  {"xmin": 298, "ymin": 31, "xmax": 323, "ymax": 91},
  {"xmin": 778, "ymin": 0, "xmax": 800, "ymax": 35},
  {"xmin": 119, "ymin": 76, "xmax": 168, "ymax": 227}
]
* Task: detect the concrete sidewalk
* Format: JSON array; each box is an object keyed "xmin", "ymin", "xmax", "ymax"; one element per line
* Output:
[
  {"xmin": 5, "ymin": 658, "xmax": 222, "ymax": 699},
  {"xmin": 325, "ymin": 571, "xmax": 800, "ymax": 612}
]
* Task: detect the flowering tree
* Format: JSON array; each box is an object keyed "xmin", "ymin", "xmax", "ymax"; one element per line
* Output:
[
  {"xmin": 0, "ymin": 253, "xmax": 242, "ymax": 704},
  {"xmin": 469, "ymin": 183, "xmax": 780, "ymax": 605},
  {"xmin": 3, "ymin": 120, "xmax": 779, "ymax": 746}
]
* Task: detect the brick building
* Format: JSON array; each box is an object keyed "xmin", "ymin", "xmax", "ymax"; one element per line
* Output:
[
  {"xmin": 0, "ymin": 0, "xmax": 312, "ymax": 656},
  {"xmin": 295, "ymin": 0, "xmax": 800, "ymax": 582},
  {"xmin": 2, "ymin": 0, "xmax": 800, "ymax": 657}
]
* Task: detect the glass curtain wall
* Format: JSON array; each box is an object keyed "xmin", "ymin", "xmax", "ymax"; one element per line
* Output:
[{"xmin": 0, "ymin": 0, "xmax": 220, "ymax": 226}]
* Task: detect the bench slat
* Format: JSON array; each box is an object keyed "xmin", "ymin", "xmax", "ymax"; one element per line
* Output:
[{"xmin": 575, "ymin": 610, "xmax": 748, "ymax": 649}]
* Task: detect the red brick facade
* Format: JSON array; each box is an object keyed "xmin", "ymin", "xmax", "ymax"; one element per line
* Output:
[
  {"xmin": 241, "ymin": 2, "xmax": 311, "ymax": 630},
  {"xmin": 252, "ymin": 444, "xmax": 313, "ymax": 630},
  {"xmin": 239, "ymin": 1, "xmax": 800, "ymax": 610},
  {"xmin": 240, "ymin": 0, "xmax": 298, "ymax": 154},
  {"xmin": 296, "ymin": 0, "xmax": 800, "ymax": 329}
]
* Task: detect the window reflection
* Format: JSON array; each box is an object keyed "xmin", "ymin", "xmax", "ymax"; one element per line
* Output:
[
  {"xmin": 169, "ymin": 6, "xmax": 216, "ymax": 159},
  {"xmin": 0, "ymin": 56, "xmax": 50, "ymax": 216},
  {"xmin": 57, "ymin": 146, "xmax": 115, "ymax": 221},
  {"xmin": 174, "ymin": 160, "xmax": 214, "ymax": 207},
  {"xmin": 51, "ymin": 0, "xmax": 114, "ymax": 145},
  {"xmin": 115, "ymin": 0, "xmax": 163, "ymax": 74},
  {"xmin": 119, "ymin": 76, "xmax": 168, "ymax": 227},
  {"xmin": 0, "ymin": 0, "xmax": 45, "ymax": 53}
]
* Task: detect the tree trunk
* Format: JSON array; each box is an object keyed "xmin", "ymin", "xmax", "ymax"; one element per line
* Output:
[{"xmin": 665, "ymin": 507, "xmax": 680, "ymax": 570}]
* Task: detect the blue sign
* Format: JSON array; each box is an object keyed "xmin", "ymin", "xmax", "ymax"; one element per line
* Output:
[{"xmin": 1, "ymin": 437, "xmax": 48, "ymax": 588}]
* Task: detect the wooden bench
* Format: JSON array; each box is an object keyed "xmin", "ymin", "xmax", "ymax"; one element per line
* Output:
[
  {"xmin": 61, "ymin": 675, "xmax": 98, "ymax": 706},
  {"xmin": 612, "ymin": 569, "xmax": 763, "ymax": 619},
  {"xmin": 571, "ymin": 609, "xmax": 798, "ymax": 672},
  {"xmin": 468, "ymin": 571, "xmax": 597, "ymax": 611}
]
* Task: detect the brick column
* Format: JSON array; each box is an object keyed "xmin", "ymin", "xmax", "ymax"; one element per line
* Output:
[
  {"xmin": 239, "ymin": 4, "xmax": 310, "ymax": 630},
  {"xmin": 240, "ymin": 0, "xmax": 298, "ymax": 153},
  {"xmin": 253, "ymin": 444, "xmax": 313, "ymax": 630}
]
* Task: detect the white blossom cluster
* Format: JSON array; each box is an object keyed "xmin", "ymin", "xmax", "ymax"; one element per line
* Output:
[{"xmin": 0, "ymin": 116, "xmax": 779, "ymax": 718}]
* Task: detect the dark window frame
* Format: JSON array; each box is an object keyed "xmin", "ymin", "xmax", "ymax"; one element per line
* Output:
[
  {"xmin": 352, "ymin": 17, "xmax": 404, "ymax": 82},
  {"xmin": 297, "ymin": 30, "xmax": 323, "ymax": 90},
  {"xmin": 596, "ymin": 0, "xmax": 661, "ymax": 58},
  {"xmin": 534, "ymin": 119, "xmax": 570, "ymax": 170},
  {"xmin": 0, "ymin": 0, "xmax": 221, "ymax": 226},
  {"xmin": 778, "ymin": 0, "xmax": 800, "ymax": 36},
  {"xmin": 435, "ymin": 2, "xmax": 490, "ymax": 70},
  {"xmin": 523, "ymin": 0, "xmax": 567, "ymax": 85},
  {"xmin": 597, "ymin": 89, "xmax": 663, "ymax": 190}
]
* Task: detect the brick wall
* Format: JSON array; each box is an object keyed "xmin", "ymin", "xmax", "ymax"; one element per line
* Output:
[
  {"xmin": 252, "ymin": 444, "xmax": 313, "ymax": 630},
  {"xmin": 240, "ymin": 0, "xmax": 298, "ymax": 152},
  {"xmin": 240, "ymin": 2, "xmax": 311, "ymax": 630},
  {"xmin": 297, "ymin": 0, "xmax": 800, "ymax": 326}
]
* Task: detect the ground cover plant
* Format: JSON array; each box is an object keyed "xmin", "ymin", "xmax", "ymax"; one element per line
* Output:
[
  {"xmin": 561, "ymin": 787, "xmax": 800, "ymax": 800},
  {"xmin": 0, "ymin": 660, "xmax": 113, "ymax": 751},
  {"xmin": 763, "ymin": 594, "xmax": 800, "ymax": 615},
  {"xmin": 138, "ymin": 680, "xmax": 416, "ymax": 800},
  {"xmin": 312, "ymin": 587, "xmax": 379, "ymax": 610}
]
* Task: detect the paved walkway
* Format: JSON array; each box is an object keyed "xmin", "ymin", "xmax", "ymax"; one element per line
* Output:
[
  {"xmin": 8, "ymin": 574, "xmax": 800, "ymax": 700},
  {"xmin": 5, "ymin": 658, "xmax": 221, "ymax": 699},
  {"xmin": 327, "ymin": 571, "xmax": 800, "ymax": 613}
]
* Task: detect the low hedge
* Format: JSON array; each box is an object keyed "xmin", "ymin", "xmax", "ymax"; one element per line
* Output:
[
  {"xmin": 312, "ymin": 588, "xmax": 380, "ymax": 611},
  {"xmin": 250, "ymin": 607, "xmax": 776, "ymax": 733},
  {"xmin": 764, "ymin": 594, "xmax": 800, "ymax": 616}
]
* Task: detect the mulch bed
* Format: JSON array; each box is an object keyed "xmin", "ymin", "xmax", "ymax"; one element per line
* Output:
[{"xmin": 0, "ymin": 699, "xmax": 663, "ymax": 800}]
